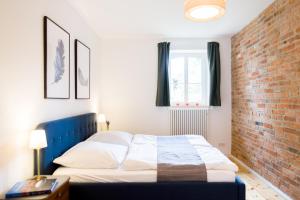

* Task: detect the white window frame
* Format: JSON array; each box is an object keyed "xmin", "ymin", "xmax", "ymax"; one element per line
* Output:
[{"xmin": 169, "ymin": 49, "xmax": 209, "ymax": 107}]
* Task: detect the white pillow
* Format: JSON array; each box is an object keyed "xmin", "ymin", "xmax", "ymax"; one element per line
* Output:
[
  {"xmin": 53, "ymin": 141, "xmax": 128, "ymax": 169},
  {"xmin": 87, "ymin": 131, "xmax": 133, "ymax": 147}
]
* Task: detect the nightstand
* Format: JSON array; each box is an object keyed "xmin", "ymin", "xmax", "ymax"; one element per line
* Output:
[{"xmin": 6, "ymin": 176, "xmax": 70, "ymax": 200}]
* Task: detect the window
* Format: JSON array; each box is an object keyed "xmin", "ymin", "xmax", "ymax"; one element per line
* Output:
[{"xmin": 169, "ymin": 50, "xmax": 209, "ymax": 107}]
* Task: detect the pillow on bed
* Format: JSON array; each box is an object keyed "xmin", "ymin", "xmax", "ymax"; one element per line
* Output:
[
  {"xmin": 87, "ymin": 131, "xmax": 133, "ymax": 147},
  {"xmin": 53, "ymin": 141, "xmax": 128, "ymax": 169}
]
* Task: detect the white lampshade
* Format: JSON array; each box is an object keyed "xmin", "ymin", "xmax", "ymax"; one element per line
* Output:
[
  {"xmin": 29, "ymin": 130, "xmax": 47, "ymax": 149},
  {"xmin": 184, "ymin": 0, "xmax": 226, "ymax": 22},
  {"xmin": 98, "ymin": 114, "xmax": 106, "ymax": 123}
]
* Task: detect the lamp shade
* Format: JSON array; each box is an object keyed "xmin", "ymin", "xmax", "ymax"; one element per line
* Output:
[
  {"xmin": 29, "ymin": 130, "xmax": 47, "ymax": 149},
  {"xmin": 98, "ymin": 114, "xmax": 106, "ymax": 123},
  {"xmin": 184, "ymin": 0, "xmax": 226, "ymax": 22}
]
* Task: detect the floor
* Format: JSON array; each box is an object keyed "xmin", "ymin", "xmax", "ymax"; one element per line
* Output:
[{"xmin": 233, "ymin": 159, "xmax": 287, "ymax": 200}]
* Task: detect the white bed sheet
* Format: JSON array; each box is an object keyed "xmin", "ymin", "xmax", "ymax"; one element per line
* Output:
[{"xmin": 53, "ymin": 167, "xmax": 236, "ymax": 183}]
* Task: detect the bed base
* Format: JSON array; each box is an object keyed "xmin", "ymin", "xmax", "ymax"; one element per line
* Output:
[{"xmin": 70, "ymin": 177, "xmax": 245, "ymax": 200}]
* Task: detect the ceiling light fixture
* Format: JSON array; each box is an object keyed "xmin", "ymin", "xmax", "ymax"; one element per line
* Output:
[{"xmin": 184, "ymin": 0, "xmax": 226, "ymax": 22}]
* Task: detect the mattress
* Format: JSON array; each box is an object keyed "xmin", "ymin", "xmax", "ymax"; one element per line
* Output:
[
  {"xmin": 53, "ymin": 134, "xmax": 237, "ymax": 183},
  {"xmin": 53, "ymin": 167, "xmax": 236, "ymax": 183}
]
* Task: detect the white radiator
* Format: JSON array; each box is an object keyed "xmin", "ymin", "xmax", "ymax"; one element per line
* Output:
[{"xmin": 170, "ymin": 108, "xmax": 208, "ymax": 138}]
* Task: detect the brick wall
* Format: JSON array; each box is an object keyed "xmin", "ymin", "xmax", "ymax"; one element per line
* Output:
[{"xmin": 231, "ymin": 0, "xmax": 300, "ymax": 199}]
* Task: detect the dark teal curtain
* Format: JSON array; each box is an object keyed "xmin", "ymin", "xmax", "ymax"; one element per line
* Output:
[
  {"xmin": 208, "ymin": 42, "xmax": 221, "ymax": 106},
  {"xmin": 156, "ymin": 42, "xmax": 170, "ymax": 106}
]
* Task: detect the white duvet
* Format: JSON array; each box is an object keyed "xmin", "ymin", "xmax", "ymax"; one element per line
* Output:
[
  {"xmin": 122, "ymin": 134, "xmax": 238, "ymax": 172},
  {"xmin": 54, "ymin": 134, "xmax": 238, "ymax": 183}
]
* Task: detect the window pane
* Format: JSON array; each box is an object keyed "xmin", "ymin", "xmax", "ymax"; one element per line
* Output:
[
  {"xmin": 169, "ymin": 51, "xmax": 209, "ymax": 106},
  {"xmin": 188, "ymin": 83, "xmax": 202, "ymax": 103},
  {"xmin": 170, "ymin": 57, "xmax": 185, "ymax": 103},
  {"xmin": 188, "ymin": 57, "xmax": 202, "ymax": 84},
  {"xmin": 171, "ymin": 83, "xmax": 185, "ymax": 103},
  {"xmin": 170, "ymin": 57, "xmax": 184, "ymax": 84}
]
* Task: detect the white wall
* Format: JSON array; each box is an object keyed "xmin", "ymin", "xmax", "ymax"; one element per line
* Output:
[
  {"xmin": 0, "ymin": 0, "xmax": 101, "ymax": 197},
  {"xmin": 99, "ymin": 37, "xmax": 232, "ymax": 154}
]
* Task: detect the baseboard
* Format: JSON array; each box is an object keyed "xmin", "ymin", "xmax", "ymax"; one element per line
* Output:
[{"xmin": 230, "ymin": 155, "xmax": 293, "ymax": 200}]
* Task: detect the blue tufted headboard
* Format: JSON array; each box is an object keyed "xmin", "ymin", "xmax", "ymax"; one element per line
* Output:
[{"xmin": 34, "ymin": 113, "xmax": 97, "ymax": 175}]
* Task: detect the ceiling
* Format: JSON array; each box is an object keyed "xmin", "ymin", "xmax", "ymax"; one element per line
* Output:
[{"xmin": 67, "ymin": 0, "xmax": 274, "ymax": 38}]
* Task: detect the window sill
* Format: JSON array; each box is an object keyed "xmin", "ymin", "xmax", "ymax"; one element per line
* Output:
[{"xmin": 170, "ymin": 105, "xmax": 210, "ymax": 109}]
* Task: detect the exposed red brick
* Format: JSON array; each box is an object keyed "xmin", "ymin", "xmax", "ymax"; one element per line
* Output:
[
  {"xmin": 284, "ymin": 116, "xmax": 296, "ymax": 122},
  {"xmin": 257, "ymin": 104, "xmax": 266, "ymax": 108},
  {"xmin": 283, "ymin": 127, "xmax": 298, "ymax": 135},
  {"xmin": 264, "ymin": 123, "xmax": 273, "ymax": 129},
  {"xmin": 231, "ymin": 0, "xmax": 300, "ymax": 199}
]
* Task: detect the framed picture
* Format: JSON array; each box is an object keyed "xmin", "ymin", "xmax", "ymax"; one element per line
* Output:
[
  {"xmin": 44, "ymin": 16, "xmax": 70, "ymax": 99},
  {"xmin": 75, "ymin": 39, "xmax": 90, "ymax": 99}
]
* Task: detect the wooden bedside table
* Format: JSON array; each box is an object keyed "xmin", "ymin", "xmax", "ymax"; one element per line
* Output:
[{"xmin": 6, "ymin": 176, "xmax": 70, "ymax": 200}]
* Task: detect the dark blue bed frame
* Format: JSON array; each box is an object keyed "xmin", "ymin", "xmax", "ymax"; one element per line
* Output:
[{"xmin": 35, "ymin": 113, "xmax": 245, "ymax": 200}]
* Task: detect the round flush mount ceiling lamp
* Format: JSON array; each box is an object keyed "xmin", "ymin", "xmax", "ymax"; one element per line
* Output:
[{"xmin": 184, "ymin": 0, "xmax": 226, "ymax": 22}]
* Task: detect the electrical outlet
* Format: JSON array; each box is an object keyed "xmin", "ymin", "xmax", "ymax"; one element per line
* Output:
[{"xmin": 218, "ymin": 143, "xmax": 226, "ymax": 148}]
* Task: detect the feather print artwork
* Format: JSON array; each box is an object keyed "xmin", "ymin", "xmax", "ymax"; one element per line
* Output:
[
  {"xmin": 53, "ymin": 39, "xmax": 65, "ymax": 83},
  {"xmin": 78, "ymin": 68, "xmax": 89, "ymax": 86}
]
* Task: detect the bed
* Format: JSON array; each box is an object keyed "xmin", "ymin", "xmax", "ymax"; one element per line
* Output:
[{"xmin": 35, "ymin": 113, "xmax": 245, "ymax": 200}]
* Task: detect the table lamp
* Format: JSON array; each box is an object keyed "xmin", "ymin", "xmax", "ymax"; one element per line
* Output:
[
  {"xmin": 29, "ymin": 129, "xmax": 47, "ymax": 180},
  {"xmin": 98, "ymin": 114, "xmax": 106, "ymax": 131}
]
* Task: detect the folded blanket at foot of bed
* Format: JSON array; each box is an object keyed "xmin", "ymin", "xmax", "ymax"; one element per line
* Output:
[
  {"xmin": 157, "ymin": 136, "xmax": 207, "ymax": 182},
  {"xmin": 122, "ymin": 134, "xmax": 238, "ymax": 179}
]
